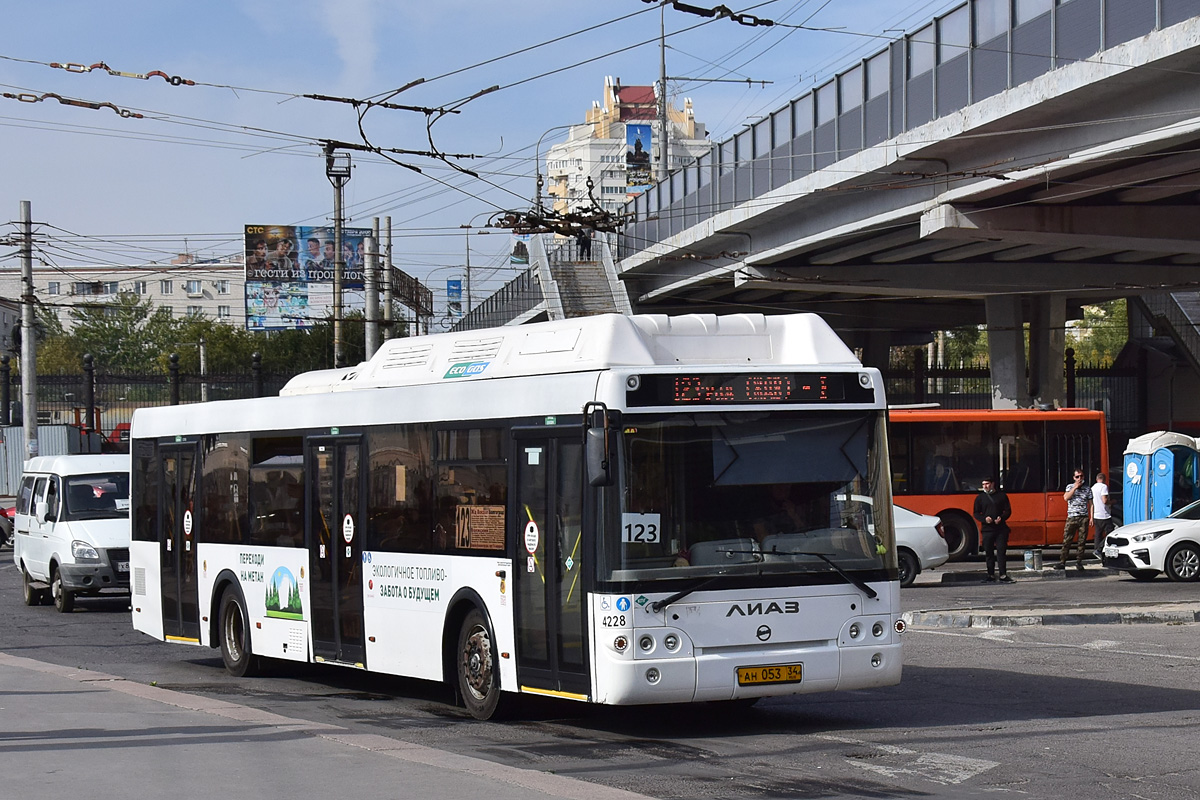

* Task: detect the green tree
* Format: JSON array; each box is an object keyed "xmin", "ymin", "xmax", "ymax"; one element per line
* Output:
[{"xmin": 1067, "ymin": 300, "xmax": 1127, "ymax": 365}]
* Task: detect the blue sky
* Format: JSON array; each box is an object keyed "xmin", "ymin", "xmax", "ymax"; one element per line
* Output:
[{"xmin": 0, "ymin": 0, "xmax": 959, "ymax": 302}]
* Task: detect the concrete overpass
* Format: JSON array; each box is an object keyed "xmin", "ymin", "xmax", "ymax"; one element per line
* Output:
[{"xmin": 464, "ymin": 0, "xmax": 1200, "ymax": 411}]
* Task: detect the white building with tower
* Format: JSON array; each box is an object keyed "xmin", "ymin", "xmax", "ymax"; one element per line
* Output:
[{"xmin": 544, "ymin": 76, "xmax": 713, "ymax": 216}]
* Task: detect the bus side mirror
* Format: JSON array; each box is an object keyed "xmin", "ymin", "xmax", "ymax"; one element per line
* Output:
[
  {"xmin": 586, "ymin": 428, "xmax": 611, "ymax": 487},
  {"xmin": 584, "ymin": 401, "xmax": 614, "ymax": 487},
  {"xmin": 35, "ymin": 500, "xmax": 49, "ymax": 524}
]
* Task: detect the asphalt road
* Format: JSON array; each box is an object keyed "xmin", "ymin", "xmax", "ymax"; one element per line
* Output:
[{"xmin": 4, "ymin": 549, "xmax": 1200, "ymax": 799}]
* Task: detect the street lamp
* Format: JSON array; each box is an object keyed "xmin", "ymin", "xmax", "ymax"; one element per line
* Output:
[
  {"xmin": 460, "ymin": 211, "xmax": 497, "ymax": 318},
  {"xmin": 534, "ymin": 124, "xmax": 577, "ymax": 214},
  {"xmin": 324, "ymin": 145, "xmax": 352, "ymax": 367}
]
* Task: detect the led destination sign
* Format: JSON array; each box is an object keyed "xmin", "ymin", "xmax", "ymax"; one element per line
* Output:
[{"xmin": 625, "ymin": 373, "xmax": 875, "ymax": 407}]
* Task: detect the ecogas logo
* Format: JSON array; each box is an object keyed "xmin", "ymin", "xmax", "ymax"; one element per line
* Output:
[{"xmin": 444, "ymin": 361, "xmax": 489, "ymax": 379}]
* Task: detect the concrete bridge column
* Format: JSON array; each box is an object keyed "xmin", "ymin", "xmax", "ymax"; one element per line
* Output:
[
  {"xmin": 858, "ymin": 330, "xmax": 892, "ymax": 370},
  {"xmin": 986, "ymin": 295, "xmax": 1026, "ymax": 409},
  {"xmin": 1028, "ymin": 295, "xmax": 1066, "ymax": 408}
]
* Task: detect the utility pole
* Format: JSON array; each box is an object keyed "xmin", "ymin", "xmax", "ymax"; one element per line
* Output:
[
  {"xmin": 364, "ymin": 230, "xmax": 380, "ymax": 358},
  {"xmin": 325, "ymin": 145, "xmax": 352, "ymax": 367},
  {"xmin": 657, "ymin": 3, "xmax": 669, "ymax": 184},
  {"xmin": 199, "ymin": 336, "xmax": 208, "ymax": 403},
  {"xmin": 653, "ymin": 11, "xmax": 769, "ymax": 184},
  {"xmin": 19, "ymin": 201, "xmax": 37, "ymax": 462},
  {"xmin": 465, "ymin": 234, "xmax": 473, "ymax": 318},
  {"xmin": 383, "ymin": 216, "xmax": 394, "ymax": 340}
]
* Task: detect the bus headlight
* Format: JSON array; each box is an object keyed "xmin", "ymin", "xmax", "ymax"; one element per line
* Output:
[
  {"xmin": 872, "ymin": 622, "xmax": 885, "ymax": 638},
  {"xmin": 871, "ymin": 653, "xmax": 883, "ymax": 668},
  {"xmin": 645, "ymin": 667, "xmax": 661, "ymax": 684},
  {"xmin": 613, "ymin": 635, "xmax": 628, "ymax": 653},
  {"xmin": 663, "ymin": 633, "xmax": 680, "ymax": 652},
  {"xmin": 848, "ymin": 622, "xmax": 861, "ymax": 639},
  {"xmin": 639, "ymin": 635, "xmax": 655, "ymax": 653}
]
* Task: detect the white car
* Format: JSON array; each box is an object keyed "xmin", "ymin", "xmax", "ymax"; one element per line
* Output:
[
  {"xmin": 13, "ymin": 454, "xmax": 131, "ymax": 611},
  {"xmin": 1101, "ymin": 499, "xmax": 1200, "ymax": 581},
  {"xmin": 838, "ymin": 495, "xmax": 949, "ymax": 587},
  {"xmin": 894, "ymin": 504, "xmax": 950, "ymax": 587}
]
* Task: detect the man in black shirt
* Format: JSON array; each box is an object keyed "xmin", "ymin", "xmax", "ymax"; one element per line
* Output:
[{"xmin": 973, "ymin": 477, "xmax": 1013, "ymax": 583}]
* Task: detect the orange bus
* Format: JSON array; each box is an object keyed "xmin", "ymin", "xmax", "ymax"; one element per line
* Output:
[{"xmin": 888, "ymin": 408, "xmax": 1109, "ymax": 560}]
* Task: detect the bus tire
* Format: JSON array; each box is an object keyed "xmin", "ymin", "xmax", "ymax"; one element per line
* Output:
[
  {"xmin": 456, "ymin": 608, "xmax": 500, "ymax": 720},
  {"xmin": 51, "ymin": 565, "xmax": 74, "ymax": 613},
  {"xmin": 219, "ymin": 586, "xmax": 260, "ymax": 677},
  {"xmin": 897, "ymin": 549, "xmax": 919, "ymax": 588},
  {"xmin": 1165, "ymin": 542, "xmax": 1200, "ymax": 582},
  {"xmin": 939, "ymin": 513, "xmax": 976, "ymax": 562}
]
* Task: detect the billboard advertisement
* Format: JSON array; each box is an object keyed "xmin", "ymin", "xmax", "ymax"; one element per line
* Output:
[
  {"xmin": 244, "ymin": 224, "xmax": 371, "ymax": 331},
  {"xmin": 626, "ymin": 123, "xmax": 653, "ymax": 193}
]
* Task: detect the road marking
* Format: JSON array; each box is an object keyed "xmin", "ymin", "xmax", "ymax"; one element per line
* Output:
[
  {"xmin": 817, "ymin": 734, "xmax": 999, "ymax": 785},
  {"xmin": 914, "ymin": 629, "xmax": 1200, "ymax": 661}
]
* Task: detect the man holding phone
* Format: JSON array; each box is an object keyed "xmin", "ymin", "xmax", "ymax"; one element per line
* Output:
[{"xmin": 1057, "ymin": 468, "xmax": 1091, "ymax": 571}]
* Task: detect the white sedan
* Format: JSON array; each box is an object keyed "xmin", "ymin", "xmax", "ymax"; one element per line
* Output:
[
  {"xmin": 1101, "ymin": 499, "xmax": 1200, "ymax": 581},
  {"xmin": 894, "ymin": 504, "xmax": 950, "ymax": 587}
]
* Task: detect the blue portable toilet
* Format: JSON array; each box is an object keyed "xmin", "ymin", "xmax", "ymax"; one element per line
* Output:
[{"xmin": 1123, "ymin": 432, "xmax": 1200, "ymax": 523}]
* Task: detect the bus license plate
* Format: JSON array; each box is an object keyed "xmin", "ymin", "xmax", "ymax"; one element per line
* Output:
[
  {"xmin": 116, "ymin": 561, "xmax": 130, "ymax": 573},
  {"xmin": 737, "ymin": 663, "xmax": 802, "ymax": 686}
]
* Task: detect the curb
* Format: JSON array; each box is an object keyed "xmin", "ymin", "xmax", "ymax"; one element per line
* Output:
[{"xmin": 903, "ymin": 604, "xmax": 1200, "ymax": 628}]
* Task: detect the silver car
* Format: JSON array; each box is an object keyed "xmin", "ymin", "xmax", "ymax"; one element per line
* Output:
[{"xmin": 894, "ymin": 504, "xmax": 950, "ymax": 587}]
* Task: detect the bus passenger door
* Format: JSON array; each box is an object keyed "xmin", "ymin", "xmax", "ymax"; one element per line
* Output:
[
  {"xmin": 306, "ymin": 436, "xmax": 366, "ymax": 666},
  {"xmin": 512, "ymin": 433, "xmax": 590, "ymax": 699},
  {"xmin": 160, "ymin": 442, "xmax": 201, "ymax": 642}
]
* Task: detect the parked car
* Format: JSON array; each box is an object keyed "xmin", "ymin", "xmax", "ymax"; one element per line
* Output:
[
  {"xmin": 894, "ymin": 504, "xmax": 950, "ymax": 587},
  {"xmin": 0, "ymin": 505, "xmax": 11, "ymax": 548},
  {"xmin": 12, "ymin": 454, "xmax": 131, "ymax": 611},
  {"xmin": 1101, "ymin": 498, "xmax": 1200, "ymax": 581},
  {"xmin": 837, "ymin": 495, "xmax": 950, "ymax": 587}
]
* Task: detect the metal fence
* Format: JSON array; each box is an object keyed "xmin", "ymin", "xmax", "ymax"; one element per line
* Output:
[{"xmin": 0, "ymin": 356, "xmax": 292, "ymax": 441}]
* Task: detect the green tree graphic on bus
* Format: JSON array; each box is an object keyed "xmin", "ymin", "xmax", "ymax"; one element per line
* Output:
[{"xmin": 265, "ymin": 566, "xmax": 303, "ymax": 620}]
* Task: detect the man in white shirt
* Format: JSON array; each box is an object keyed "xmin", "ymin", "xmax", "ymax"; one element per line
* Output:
[{"xmin": 1092, "ymin": 472, "xmax": 1113, "ymax": 558}]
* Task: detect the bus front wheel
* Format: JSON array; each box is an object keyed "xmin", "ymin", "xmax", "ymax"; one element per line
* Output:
[
  {"xmin": 219, "ymin": 587, "xmax": 260, "ymax": 677},
  {"xmin": 457, "ymin": 608, "xmax": 500, "ymax": 720},
  {"xmin": 940, "ymin": 513, "xmax": 976, "ymax": 562}
]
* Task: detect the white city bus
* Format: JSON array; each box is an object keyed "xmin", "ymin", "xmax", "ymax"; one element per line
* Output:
[{"xmin": 129, "ymin": 313, "xmax": 903, "ymax": 719}]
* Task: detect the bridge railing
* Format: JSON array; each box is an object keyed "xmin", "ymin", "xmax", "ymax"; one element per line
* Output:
[{"xmin": 621, "ymin": 0, "xmax": 1196, "ymax": 261}]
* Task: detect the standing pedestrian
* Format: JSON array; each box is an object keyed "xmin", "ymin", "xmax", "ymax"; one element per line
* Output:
[
  {"xmin": 1057, "ymin": 467, "xmax": 1091, "ymax": 571},
  {"xmin": 973, "ymin": 477, "xmax": 1013, "ymax": 582},
  {"xmin": 577, "ymin": 229, "xmax": 592, "ymax": 260},
  {"xmin": 1091, "ymin": 471, "xmax": 1114, "ymax": 558}
]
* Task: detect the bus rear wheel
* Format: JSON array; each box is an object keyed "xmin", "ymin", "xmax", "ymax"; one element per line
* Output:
[
  {"xmin": 457, "ymin": 608, "xmax": 500, "ymax": 720},
  {"xmin": 219, "ymin": 587, "xmax": 260, "ymax": 677},
  {"xmin": 939, "ymin": 513, "xmax": 976, "ymax": 562}
]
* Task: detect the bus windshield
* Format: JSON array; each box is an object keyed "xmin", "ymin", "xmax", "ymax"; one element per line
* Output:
[{"xmin": 602, "ymin": 411, "xmax": 893, "ymax": 582}]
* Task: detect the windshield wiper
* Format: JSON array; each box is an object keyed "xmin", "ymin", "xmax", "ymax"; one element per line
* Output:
[
  {"xmin": 651, "ymin": 575, "xmax": 727, "ymax": 613},
  {"xmin": 773, "ymin": 550, "xmax": 878, "ymax": 599}
]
